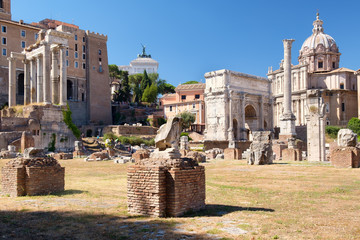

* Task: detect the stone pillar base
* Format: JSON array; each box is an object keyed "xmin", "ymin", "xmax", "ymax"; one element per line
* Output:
[
  {"xmin": 330, "ymin": 147, "xmax": 360, "ymax": 168},
  {"xmin": 224, "ymin": 148, "xmax": 242, "ymax": 160},
  {"xmin": 272, "ymin": 143, "xmax": 288, "ymax": 160},
  {"xmin": 282, "ymin": 148, "xmax": 302, "ymax": 161}
]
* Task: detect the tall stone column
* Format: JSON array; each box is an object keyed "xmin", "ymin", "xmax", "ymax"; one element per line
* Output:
[
  {"xmin": 356, "ymin": 71, "xmax": 360, "ymax": 119},
  {"xmin": 51, "ymin": 48, "xmax": 59, "ymax": 104},
  {"xmin": 36, "ymin": 56, "xmax": 43, "ymax": 103},
  {"xmin": 43, "ymin": 43, "xmax": 51, "ymax": 104},
  {"xmin": 30, "ymin": 59, "xmax": 36, "ymax": 103},
  {"xmin": 8, "ymin": 57, "xmax": 16, "ymax": 107},
  {"xmin": 59, "ymin": 45, "xmax": 67, "ymax": 106},
  {"xmin": 279, "ymin": 39, "xmax": 296, "ymax": 139},
  {"xmin": 240, "ymin": 93, "xmax": 246, "ymax": 140},
  {"xmin": 228, "ymin": 90, "xmax": 234, "ymax": 142},
  {"xmin": 259, "ymin": 95, "xmax": 264, "ymax": 130},
  {"xmin": 23, "ymin": 59, "xmax": 30, "ymax": 105}
]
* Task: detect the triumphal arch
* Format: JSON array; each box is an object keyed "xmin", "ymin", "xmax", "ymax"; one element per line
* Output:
[{"xmin": 204, "ymin": 69, "xmax": 272, "ymax": 145}]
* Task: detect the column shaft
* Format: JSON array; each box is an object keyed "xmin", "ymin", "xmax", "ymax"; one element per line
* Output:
[
  {"xmin": 283, "ymin": 39, "xmax": 295, "ymax": 114},
  {"xmin": 30, "ymin": 59, "xmax": 36, "ymax": 103},
  {"xmin": 59, "ymin": 46, "xmax": 67, "ymax": 106},
  {"xmin": 51, "ymin": 48, "xmax": 59, "ymax": 104},
  {"xmin": 23, "ymin": 60, "xmax": 30, "ymax": 105},
  {"xmin": 37, "ymin": 56, "xmax": 43, "ymax": 103},
  {"xmin": 8, "ymin": 57, "xmax": 16, "ymax": 107},
  {"xmin": 43, "ymin": 43, "xmax": 51, "ymax": 104}
]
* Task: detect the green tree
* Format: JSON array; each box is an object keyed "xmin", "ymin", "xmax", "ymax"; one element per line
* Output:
[
  {"xmin": 140, "ymin": 70, "xmax": 152, "ymax": 93},
  {"xmin": 109, "ymin": 64, "xmax": 120, "ymax": 83},
  {"xmin": 157, "ymin": 79, "xmax": 175, "ymax": 94},
  {"xmin": 183, "ymin": 80, "xmax": 199, "ymax": 85},
  {"xmin": 177, "ymin": 111, "xmax": 195, "ymax": 129},
  {"xmin": 129, "ymin": 73, "xmax": 143, "ymax": 102},
  {"xmin": 142, "ymin": 83, "xmax": 158, "ymax": 103},
  {"xmin": 348, "ymin": 117, "xmax": 360, "ymax": 135}
]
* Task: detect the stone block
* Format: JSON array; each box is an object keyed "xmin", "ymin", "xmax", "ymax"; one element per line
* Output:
[
  {"xmin": 330, "ymin": 147, "xmax": 360, "ymax": 168},
  {"xmin": 132, "ymin": 149, "xmax": 150, "ymax": 162},
  {"xmin": 282, "ymin": 148, "xmax": 302, "ymax": 161},
  {"xmin": 21, "ymin": 132, "xmax": 35, "ymax": 153},
  {"xmin": 224, "ymin": 148, "xmax": 242, "ymax": 160},
  {"xmin": 272, "ymin": 143, "xmax": 287, "ymax": 160}
]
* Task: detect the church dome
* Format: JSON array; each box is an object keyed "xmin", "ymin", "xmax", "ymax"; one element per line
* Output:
[{"xmin": 299, "ymin": 13, "xmax": 338, "ymax": 55}]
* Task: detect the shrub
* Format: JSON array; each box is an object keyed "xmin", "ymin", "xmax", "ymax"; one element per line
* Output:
[
  {"xmin": 157, "ymin": 117, "xmax": 167, "ymax": 126},
  {"xmin": 180, "ymin": 132, "xmax": 193, "ymax": 141},
  {"xmin": 62, "ymin": 103, "xmax": 81, "ymax": 139},
  {"xmin": 103, "ymin": 132, "xmax": 117, "ymax": 140},
  {"xmin": 325, "ymin": 126, "xmax": 341, "ymax": 139},
  {"xmin": 347, "ymin": 117, "xmax": 360, "ymax": 135},
  {"xmin": 117, "ymin": 136, "xmax": 155, "ymax": 146}
]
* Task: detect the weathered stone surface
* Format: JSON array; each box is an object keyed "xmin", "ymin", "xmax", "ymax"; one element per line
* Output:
[
  {"xmin": 248, "ymin": 131, "xmax": 273, "ymax": 165},
  {"xmin": 87, "ymin": 152, "xmax": 109, "ymax": 161},
  {"xmin": 205, "ymin": 148, "xmax": 223, "ymax": 159},
  {"xmin": 180, "ymin": 136, "xmax": 189, "ymax": 150},
  {"xmin": 186, "ymin": 151, "xmax": 206, "ymax": 163},
  {"xmin": 21, "ymin": 131, "xmax": 34, "ymax": 153},
  {"xmin": 53, "ymin": 152, "xmax": 73, "ymax": 160},
  {"xmin": 155, "ymin": 117, "xmax": 182, "ymax": 150},
  {"xmin": 216, "ymin": 154, "xmax": 224, "ymax": 159},
  {"xmin": 150, "ymin": 148, "xmax": 181, "ymax": 160},
  {"xmin": 23, "ymin": 148, "xmax": 46, "ymax": 158},
  {"xmin": 337, "ymin": 129, "xmax": 357, "ymax": 147},
  {"xmin": 132, "ymin": 149, "xmax": 150, "ymax": 162}
]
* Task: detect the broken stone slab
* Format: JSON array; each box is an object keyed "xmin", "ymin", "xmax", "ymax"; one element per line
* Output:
[
  {"xmin": 337, "ymin": 129, "xmax": 357, "ymax": 147},
  {"xmin": 150, "ymin": 148, "xmax": 182, "ymax": 160},
  {"xmin": 23, "ymin": 148, "xmax": 46, "ymax": 158},
  {"xmin": 247, "ymin": 131, "xmax": 273, "ymax": 165},
  {"xmin": 205, "ymin": 148, "xmax": 224, "ymax": 159},
  {"xmin": 216, "ymin": 153, "xmax": 224, "ymax": 159},
  {"xmin": 155, "ymin": 117, "xmax": 182, "ymax": 150},
  {"xmin": 186, "ymin": 151, "xmax": 206, "ymax": 163}
]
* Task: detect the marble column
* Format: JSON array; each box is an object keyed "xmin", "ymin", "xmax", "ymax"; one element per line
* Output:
[
  {"xmin": 228, "ymin": 90, "xmax": 234, "ymax": 142},
  {"xmin": 59, "ymin": 45, "xmax": 67, "ymax": 106},
  {"xmin": 279, "ymin": 39, "xmax": 296, "ymax": 138},
  {"xmin": 36, "ymin": 56, "xmax": 43, "ymax": 103},
  {"xmin": 8, "ymin": 57, "xmax": 16, "ymax": 107},
  {"xmin": 23, "ymin": 59, "xmax": 30, "ymax": 105},
  {"xmin": 356, "ymin": 71, "xmax": 360, "ymax": 119},
  {"xmin": 30, "ymin": 59, "xmax": 36, "ymax": 103},
  {"xmin": 43, "ymin": 43, "xmax": 51, "ymax": 104},
  {"xmin": 259, "ymin": 95, "xmax": 264, "ymax": 130},
  {"xmin": 240, "ymin": 93, "xmax": 246, "ymax": 140},
  {"xmin": 51, "ymin": 48, "xmax": 59, "ymax": 104}
]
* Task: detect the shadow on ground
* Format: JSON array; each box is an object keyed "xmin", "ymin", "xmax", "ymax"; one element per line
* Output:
[
  {"xmin": 183, "ymin": 204, "xmax": 274, "ymax": 217},
  {"xmin": 0, "ymin": 210, "xmax": 217, "ymax": 239},
  {"xmin": 52, "ymin": 189, "xmax": 88, "ymax": 196}
]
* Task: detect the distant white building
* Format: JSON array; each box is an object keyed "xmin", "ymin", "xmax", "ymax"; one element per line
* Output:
[{"xmin": 119, "ymin": 46, "xmax": 159, "ymax": 75}]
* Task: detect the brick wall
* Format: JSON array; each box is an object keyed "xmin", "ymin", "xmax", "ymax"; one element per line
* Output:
[
  {"xmin": 330, "ymin": 147, "xmax": 360, "ymax": 168},
  {"xmin": 25, "ymin": 167, "xmax": 65, "ymax": 196},
  {"xmin": 104, "ymin": 125, "xmax": 158, "ymax": 136},
  {"xmin": 1, "ymin": 158, "xmax": 65, "ymax": 196},
  {"xmin": 127, "ymin": 163, "xmax": 205, "ymax": 217},
  {"xmin": 166, "ymin": 166, "xmax": 205, "ymax": 217},
  {"xmin": 127, "ymin": 166, "xmax": 167, "ymax": 217},
  {"xmin": 1, "ymin": 166, "xmax": 25, "ymax": 197}
]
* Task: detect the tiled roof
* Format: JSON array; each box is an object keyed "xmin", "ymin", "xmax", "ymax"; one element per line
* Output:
[{"xmin": 175, "ymin": 83, "xmax": 206, "ymax": 91}]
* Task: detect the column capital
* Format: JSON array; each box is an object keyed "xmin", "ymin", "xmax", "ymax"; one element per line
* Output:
[
  {"xmin": 22, "ymin": 59, "xmax": 30, "ymax": 64},
  {"xmin": 7, "ymin": 57, "xmax": 16, "ymax": 62},
  {"xmin": 282, "ymin": 39, "xmax": 295, "ymax": 49}
]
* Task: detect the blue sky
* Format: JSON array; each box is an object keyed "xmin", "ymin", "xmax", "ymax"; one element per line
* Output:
[{"xmin": 12, "ymin": 0, "xmax": 360, "ymax": 87}]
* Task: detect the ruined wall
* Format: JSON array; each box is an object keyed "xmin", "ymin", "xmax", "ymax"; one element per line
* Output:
[
  {"xmin": 25, "ymin": 167, "xmax": 65, "ymax": 196},
  {"xmin": 127, "ymin": 166, "xmax": 167, "ymax": 217},
  {"xmin": 127, "ymin": 163, "xmax": 205, "ymax": 217},
  {"xmin": 166, "ymin": 166, "xmax": 205, "ymax": 217},
  {"xmin": 0, "ymin": 131, "xmax": 22, "ymax": 150},
  {"xmin": 331, "ymin": 147, "xmax": 360, "ymax": 168},
  {"xmin": 1, "ymin": 166, "xmax": 26, "ymax": 197},
  {"xmin": 104, "ymin": 125, "xmax": 158, "ymax": 136}
]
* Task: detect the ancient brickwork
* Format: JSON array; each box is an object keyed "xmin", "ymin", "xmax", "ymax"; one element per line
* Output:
[
  {"xmin": 127, "ymin": 160, "xmax": 205, "ymax": 217},
  {"xmin": 331, "ymin": 147, "xmax": 360, "ymax": 168},
  {"xmin": 166, "ymin": 166, "xmax": 205, "ymax": 217},
  {"xmin": 282, "ymin": 148, "xmax": 302, "ymax": 161},
  {"xmin": 127, "ymin": 166, "xmax": 167, "ymax": 217},
  {"xmin": 224, "ymin": 148, "xmax": 242, "ymax": 160},
  {"xmin": 1, "ymin": 156, "xmax": 65, "ymax": 197}
]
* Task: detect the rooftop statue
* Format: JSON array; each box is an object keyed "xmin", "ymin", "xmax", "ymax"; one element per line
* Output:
[{"xmin": 137, "ymin": 44, "xmax": 152, "ymax": 58}]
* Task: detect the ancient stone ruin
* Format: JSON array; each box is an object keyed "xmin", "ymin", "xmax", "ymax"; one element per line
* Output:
[
  {"xmin": 281, "ymin": 138, "xmax": 302, "ymax": 161},
  {"xmin": 1, "ymin": 148, "xmax": 65, "ymax": 197},
  {"xmin": 127, "ymin": 117, "xmax": 205, "ymax": 217},
  {"xmin": 247, "ymin": 131, "xmax": 273, "ymax": 165},
  {"xmin": 330, "ymin": 129, "xmax": 360, "ymax": 168}
]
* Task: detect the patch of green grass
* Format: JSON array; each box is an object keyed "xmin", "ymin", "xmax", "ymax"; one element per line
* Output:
[{"xmin": 206, "ymin": 228, "xmax": 223, "ymax": 234}]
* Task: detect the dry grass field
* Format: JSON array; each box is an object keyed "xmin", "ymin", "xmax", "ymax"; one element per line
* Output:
[{"xmin": 0, "ymin": 158, "xmax": 360, "ymax": 240}]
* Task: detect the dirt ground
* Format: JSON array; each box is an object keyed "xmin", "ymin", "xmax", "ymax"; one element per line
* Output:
[{"xmin": 0, "ymin": 158, "xmax": 359, "ymax": 240}]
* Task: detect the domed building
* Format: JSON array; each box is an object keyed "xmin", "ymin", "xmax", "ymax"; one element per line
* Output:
[
  {"xmin": 268, "ymin": 13, "xmax": 357, "ymax": 128},
  {"xmin": 118, "ymin": 45, "xmax": 159, "ymax": 75}
]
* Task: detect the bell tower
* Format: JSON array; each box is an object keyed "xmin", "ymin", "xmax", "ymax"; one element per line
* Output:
[{"xmin": 0, "ymin": 0, "xmax": 11, "ymax": 20}]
